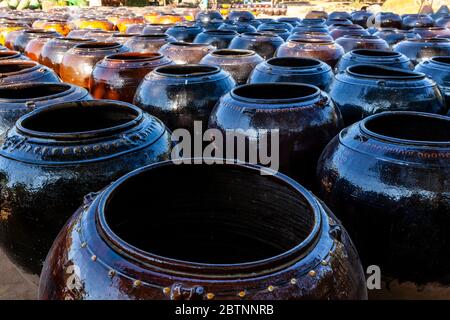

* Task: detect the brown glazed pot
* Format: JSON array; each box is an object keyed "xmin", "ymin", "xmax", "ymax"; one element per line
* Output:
[
  {"xmin": 200, "ymin": 49, "xmax": 263, "ymax": 84},
  {"xmin": 39, "ymin": 37, "xmax": 94, "ymax": 75},
  {"xmin": 159, "ymin": 42, "xmax": 215, "ymax": 64},
  {"xmin": 90, "ymin": 52, "xmax": 172, "ymax": 103},
  {"xmin": 208, "ymin": 83, "xmax": 343, "ymax": 187},
  {"xmin": 32, "ymin": 19, "xmax": 71, "ymax": 36},
  {"xmin": 39, "ymin": 160, "xmax": 367, "ymax": 300},
  {"xmin": 13, "ymin": 29, "xmax": 60, "ymax": 53},
  {"xmin": 141, "ymin": 23, "xmax": 175, "ymax": 34},
  {"xmin": 335, "ymin": 35, "xmax": 389, "ymax": 52},
  {"xmin": 0, "ymin": 50, "xmax": 27, "ymax": 61},
  {"xmin": 60, "ymin": 42, "xmax": 128, "ymax": 89},
  {"xmin": 105, "ymin": 33, "xmax": 137, "ymax": 45},
  {"xmin": 24, "ymin": 36, "xmax": 55, "ymax": 61},
  {"xmin": 124, "ymin": 34, "xmax": 176, "ymax": 53},
  {"xmin": 66, "ymin": 28, "xmax": 102, "ymax": 38},
  {"xmin": 83, "ymin": 30, "xmax": 119, "ymax": 42},
  {"xmin": 276, "ymin": 38, "xmax": 345, "ymax": 68},
  {"xmin": 329, "ymin": 24, "xmax": 369, "ymax": 39},
  {"xmin": 0, "ymin": 60, "xmax": 60, "ymax": 85},
  {"xmin": 393, "ymin": 38, "xmax": 450, "ymax": 65},
  {"xmin": 0, "ymin": 22, "xmax": 29, "ymax": 47}
]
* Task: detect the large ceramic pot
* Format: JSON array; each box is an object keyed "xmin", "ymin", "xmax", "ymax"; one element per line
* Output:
[
  {"xmin": 116, "ymin": 16, "xmax": 145, "ymax": 33},
  {"xmin": 0, "ymin": 22, "xmax": 29, "ymax": 47},
  {"xmin": 124, "ymin": 34, "xmax": 176, "ymax": 53},
  {"xmin": 351, "ymin": 11, "xmax": 372, "ymax": 28},
  {"xmin": 436, "ymin": 15, "xmax": 450, "ymax": 28},
  {"xmin": 402, "ymin": 14, "xmax": 434, "ymax": 29},
  {"xmin": 329, "ymin": 65, "xmax": 446, "ymax": 125},
  {"xmin": 257, "ymin": 21, "xmax": 293, "ymax": 32},
  {"xmin": 394, "ymin": 38, "xmax": 450, "ymax": 65},
  {"xmin": 326, "ymin": 19, "xmax": 352, "ymax": 27},
  {"xmin": 91, "ymin": 52, "xmax": 172, "ymax": 103},
  {"xmin": 305, "ymin": 11, "xmax": 328, "ymax": 20},
  {"xmin": 39, "ymin": 160, "xmax": 367, "ymax": 300},
  {"xmin": 24, "ymin": 36, "xmax": 55, "ymax": 61},
  {"xmin": 105, "ymin": 33, "xmax": 137, "ymax": 45},
  {"xmin": 209, "ymin": 83, "xmax": 343, "ymax": 187},
  {"xmin": 39, "ymin": 37, "xmax": 94, "ymax": 75},
  {"xmin": 329, "ymin": 11, "xmax": 351, "ymax": 21},
  {"xmin": 166, "ymin": 25, "xmax": 203, "ymax": 42},
  {"xmin": 276, "ymin": 38, "xmax": 345, "ymax": 68},
  {"xmin": 69, "ymin": 18, "xmax": 115, "ymax": 31},
  {"xmin": 373, "ymin": 28, "xmax": 421, "ymax": 47},
  {"xmin": 60, "ymin": 42, "xmax": 128, "ymax": 89},
  {"xmin": 193, "ymin": 30, "xmax": 237, "ymax": 49},
  {"xmin": 0, "ymin": 100, "xmax": 172, "ymax": 283},
  {"xmin": 83, "ymin": 30, "xmax": 118, "ymax": 42},
  {"xmin": 0, "ymin": 50, "xmax": 26, "ymax": 61},
  {"xmin": 248, "ymin": 57, "xmax": 333, "ymax": 90},
  {"xmin": 14, "ymin": 29, "xmax": 60, "ymax": 53},
  {"xmin": 159, "ymin": 42, "xmax": 215, "ymax": 64},
  {"xmin": 415, "ymin": 56, "xmax": 450, "ymax": 110},
  {"xmin": 316, "ymin": 111, "xmax": 450, "ymax": 298},
  {"xmin": 292, "ymin": 25, "xmax": 329, "ymax": 36},
  {"xmin": 335, "ymin": 49, "xmax": 413, "ymax": 72},
  {"xmin": 0, "ymin": 82, "xmax": 90, "ymax": 136},
  {"xmin": 227, "ymin": 10, "xmax": 255, "ymax": 23},
  {"xmin": 277, "ymin": 17, "xmax": 301, "ymax": 27},
  {"xmin": 141, "ymin": 23, "xmax": 175, "ymax": 34},
  {"xmin": 218, "ymin": 22, "xmax": 257, "ymax": 34},
  {"xmin": 200, "ymin": 49, "xmax": 263, "ymax": 84},
  {"xmin": 412, "ymin": 27, "xmax": 450, "ymax": 39},
  {"xmin": 257, "ymin": 27, "xmax": 290, "ymax": 41},
  {"xmin": 329, "ymin": 24, "xmax": 369, "ymax": 39},
  {"xmin": 32, "ymin": 19, "xmax": 70, "ymax": 36},
  {"xmin": 335, "ymin": 35, "xmax": 389, "ymax": 52},
  {"xmin": 373, "ymin": 12, "xmax": 402, "ymax": 29},
  {"xmin": 134, "ymin": 64, "xmax": 235, "ymax": 133},
  {"xmin": 195, "ymin": 10, "xmax": 224, "ymax": 27},
  {"xmin": 66, "ymin": 28, "xmax": 101, "ymax": 38},
  {"xmin": 228, "ymin": 32, "xmax": 284, "ymax": 60},
  {"xmin": 0, "ymin": 60, "xmax": 59, "ymax": 85}
]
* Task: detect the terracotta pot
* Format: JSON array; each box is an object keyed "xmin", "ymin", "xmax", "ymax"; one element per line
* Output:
[
  {"xmin": 209, "ymin": 83, "xmax": 343, "ymax": 186},
  {"xmin": 14, "ymin": 29, "xmax": 60, "ymax": 53},
  {"xmin": 335, "ymin": 49, "xmax": 413, "ymax": 73},
  {"xmin": 134, "ymin": 64, "xmax": 235, "ymax": 133},
  {"xmin": 159, "ymin": 42, "xmax": 215, "ymax": 64},
  {"xmin": 335, "ymin": 35, "xmax": 389, "ymax": 52},
  {"xmin": 0, "ymin": 82, "xmax": 90, "ymax": 137},
  {"xmin": 412, "ymin": 27, "xmax": 450, "ymax": 39},
  {"xmin": 32, "ymin": 19, "xmax": 70, "ymax": 36},
  {"xmin": 116, "ymin": 16, "xmax": 145, "ymax": 33},
  {"xmin": 402, "ymin": 14, "xmax": 434, "ymax": 29},
  {"xmin": 39, "ymin": 160, "xmax": 367, "ymax": 300},
  {"xmin": 60, "ymin": 42, "xmax": 128, "ymax": 89},
  {"xmin": 124, "ymin": 34, "xmax": 176, "ymax": 53},
  {"xmin": 228, "ymin": 32, "xmax": 284, "ymax": 60},
  {"xmin": 351, "ymin": 10, "xmax": 372, "ymax": 28},
  {"xmin": 0, "ymin": 50, "xmax": 26, "ymax": 61},
  {"xmin": 373, "ymin": 28, "xmax": 421, "ymax": 47},
  {"xmin": 0, "ymin": 100, "xmax": 171, "ymax": 283},
  {"xmin": 248, "ymin": 57, "xmax": 333, "ymax": 90},
  {"xmin": 166, "ymin": 25, "xmax": 203, "ymax": 42},
  {"xmin": 329, "ymin": 24, "xmax": 369, "ymax": 40},
  {"xmin": 0, "ymin": 22, "xmax": 29, "ymax": 47},
  {"xmin": 394, "ymin": 38, "xmax": 450, "ymax": 65},
  {"xmin": 24, "ymin": 36, "xmax": 55, "ymax": 61},
  {"xmin": 373, "ymin": 12, "xmax": 402, "ymax": 29},
  {"xmin": 316, "ymin": 111, "xmax": 450, "ymax": 298},
  {"xmin": 91, "ymin": 52, "xmax": 172, "ymax": 103},
  {"xmin": 329, "ymin": 65, "xmax": 446, "ymax": 125},
  {"xmin": 193, "ymin": 30, "xmax": 237, "ymax": 49},
  {"xmin": 227, "ymin": 10, "xmax": 255, "ymax": 23},
  {"xmin": 0, "ymin": 60, "xmax": 59, "ymax": 85}
]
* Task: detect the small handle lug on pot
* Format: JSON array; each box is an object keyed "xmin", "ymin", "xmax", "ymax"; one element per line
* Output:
[{"xmin": 170, "ymin": 283, "xmax": 205, "ymax": 300}]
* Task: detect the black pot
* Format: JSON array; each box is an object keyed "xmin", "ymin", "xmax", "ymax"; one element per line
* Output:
[
  {"xmin": 228, "ymin": 32, "xmax": 284, "ymax": 60},
  {"xmin": 351, "ymin": 11, "xmax": 372, "ymax": 28},
  {"xmin": 134, "ymin": 64, "xmax": 236, "ymax": 133},
  {"xmin": 218, "ymin": 22, "xmax": 257, "ymax": 34},
  {"xmin": 208, "ymin": 83, "xmax": 343, "ymax": 187},
  {"xmin": 316, "ymin": 111, "xmax": 450, "ymax": 298},
  {"xmin": 329, "ymin": 65, "xmax": 446, "ymax": 125},
  {"xmin": 248, "ymin": 57, "xmax": 333, "ymax": 90},
  {"xmin": 373, "ymin": 12, "xmax": 402, "ymax": 29},
  {"xmin": 227, "ymin": 10, "xmax": 255, "ymax": 23},
  {"xmin": 328, "ymin": 11, "xmax": 351, "ymax": 21},
  {"xmin": 255, "ymin": 27, "xmax": 290, "ymax": 41},
  {"xmin": 165, "ymin": 25, "xmax": 204, "ymax": 42},
  {"xmin": 402, "ymin": 14, "xmax": 434, "ymax": 29},
  {"xmin": 335, "ymin": 49, "xmax": 413, "ymax": 72},
  {"xmin": 193, "ymin": 30, "xmax": 238, "ymax": 49},
  {"xmin": 257, "ymin": 22, "xmax": 293, "ymax": 32},
  {"xmin": 0, "ymin": 60, "xmax": 60, "ymax": 85},
  {"xmin": 0, "ymin": 100, "xmax": 172, "ymax": 283},
  {"xmin": 394, "ymin": 38, "xmax": 450, "ymax": 65},
  {"xmin": 373, "ymin": 28, "xmax": 421, "ymax": 47}
]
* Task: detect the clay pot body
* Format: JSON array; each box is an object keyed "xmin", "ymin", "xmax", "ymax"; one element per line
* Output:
[
  {"xmin": 351, "ymin": 11, "xmax": 372, "ymax": 28},
  {"xmin": 0, "ymin": 82, "xmax": 90, "ymax": 136},
  {"xmin": 66, "ymin": 28, "xmax": 101, "ymax": 38},
  {"xmin": 0, "ymin": 50, "xmax": 26, "ymax": 61},
  {"xmin": 0, "ymin": 60, "xmax": 60, "ymax": 85},
  {"xmin": 335, "ymin": 49, "xmax": 413, "ymax": 72},
  {"xmin": 328, "ymin": 65, "xmax": 446, "ymax": 125},
  {"xmin": 0, "ymin": 100, "xmax": 172, "ymax": 282},
  {"xmin": 200, "ymin": 49, "xmax": 263, "ymax": 84},
  {"xmin": 228, "ymin": 32, "xmax": 284, "ymax": 60},
  {"xmin": 195, "ymin": 10, "xmax": 224, "ymax": 25},
  {"xmin": 142, "ymin": 24, "xmax": 175, "ymax": 34},
  {"xmin": 159, "ymin": 42, "xmax": 215, "ymax": 64},
  {"xmin": 373, "ymin": 12, "xmax": 402, "ymax": 29},
  {"xmin": 91, "ymin": 52, "xmax": 172, "ymax": 103},
  {"xmin": 436, "ymin": 15, "xmax": 450, "ymax": 28},
  {"xmin": 24, "ymin": 36, "xmax": 54, "ymax": 61},
  {"xmin": 373, "ymin": 28, "xmax": 421, "ymax": 47},
  {"xmin": 105, "ymin": 34, "xmax": 137, "ymax": 45},
  {"xmin": 69, "ymin": 18, "xmax": 115, "ymax": 31},
  {"xmin": 402, "ymin": 14, "xmax": 434, "ymax": 29},
  {"xmin": 83, "ymin": 30, "xmax": 118, "ymax": 42},
  {"xmin": 32, "ymin": 19, "xmax": 70, "ymax": 36},
  {"xmin": 257, "ymin": 21, "xmax": 293, "ymax": 32},
  {"xmin": 227, "ymin": 10, "xmax": 255, "ymax": 23},
  {"xmin": 0, "ymin": 22, "xmax": 28, "ymax": 47},
  {"xmin": 277, "ymin": 17, "xmax": 301, "ymax": 27},
  {"xmin": 218, "ymin": 22, "xmax": 256, "ymax": 34},
  {"xmin": 329, "ymin": 11, "xmax": 351, "ymax": 21},
  {"xmin": 124, "ymin": 34, "xmax": 176, "ymax": 53},
  {"xmin": 257, "ymin": 27, "xmax": 290, "ymax": 41},
  {"xmin": 60, "ymin": 42, "xmax": 128, "ymax": 89},
  {"xmin": 412, "ymin": 27, "xmax": 450, "ymax": 38},
  {"xmin": 329, "ymin": 24, "xmax": 369, "ymax": 39},
  {"xmin": 116, "ymin": 16, "xmax": 145, "ymax": 33},
  {"xmin": 393, "ymin": 38, "xmax": 450, "ymax": 65},
  {"xmin": 326, "ymin": 19, "xmax": 352, "ymax": 26},
  {"xmin": 134, "ymin": 64, "xmax": 235, "ymax": 133},
  {"xmin": 335, "ymin": 35, "xmax": 389, "ymax": 52},
  {"xmin": 209, "ymin": 83, "xmax": 343, "ymax": 187},
  {"xmin": 166, "ymin": 25, "xmax": 203, "ymax": 42},
  {"xmin": 316, "ymin": 112, "xmax": 450, "ymax": 298},
  {"xmin": 248, "ymin": 57, "xmax": 333, "ymax": 90},
  {"xmin": 14, "ymin": 29, "xmax": 59, "ymax": 53},
  {"xmin": 39, "ymin": 160, "xmax": 367, "ymax": 300},
  {"xmin": 194, "ymin": 30, "xmax": 237, "ymax": 49}
]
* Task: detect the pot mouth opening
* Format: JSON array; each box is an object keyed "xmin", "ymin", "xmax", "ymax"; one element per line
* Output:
[
  {"xmin": 361, "ymin": 112, "xmax": 450, "ymax": 146},
  {"xmin": 75, "ymin": 42, "xmax": 122, "ymax": 50},
  {"xmin": 0, "ymin": 51, "xmax": 21, "ymax": 58},
  {"xmin": 342, "ymin": 35, "xmax": 379, "ymax": 39},
  {"xmin": 106, "ymin": 52, "xmax": 163, "ymax": 61},
  {"xmin": 242, "ymin": 31, "xmax": 276, "ymax": 37},
  {"xmin": 290, "ymin": 38, "xmax": 333, "ymax": 44},
  {"xmin": 0, "ymin": 83, "xmax": 72, "ymax": 100},
  {"xmin": 0, "ymin": 60, "xmax": 38, "ymax": 74},
  {"xmin": 99, "ymin": 161, "xmax": 320, "ymax": 275},
  {"xmin": 431, "ymin": 56, "xmax": 450, "ymax": 65},
  {"xmin": 168, "ymin": 41, "xmax": 209, "ymax": 47},
  {"xmin": 211, "ymin": 49, "xmax": 254, "ymax": 57},
  {"xmin": 347, "ymin": 65, "xmax": 424, "ymax": 80},
  {"xmin": 267, "ymin": 57, "xmax": 322, "ymax": 68},
  {"xmin": 352, "ymin": 49, "xmax": 401, "ymax": 57},
  {"xmin": 204, "ymin": 30, "xmax": 238, "ymax": 35},
  {"xmin": 409, "ymin": 38, "xmax": 450, "ymax": 43},
  {"xmin": 155, "ymin": 64, "xmax": 220, "ymax": 77},
  {"xmin": 257, "ymin": 28, "xmax": 287, "ymax": 33},
  {"xmin": 137, "ymin": 34, "xmax": 169, "ymax": 39},
  {"xmin": 17, "ymin": 100, "xmax": 142, "ymax": 140}
]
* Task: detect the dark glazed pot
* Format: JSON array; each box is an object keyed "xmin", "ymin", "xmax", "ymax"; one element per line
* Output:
[
  {"xmin": 329, "ymin": 65, "xmax": 446, "ymax": 125},
  {"xmin": 193, "ymin": 30, "xmax": 237, "ymax": 49},
  {"xmin": 124, "ymin": 34, "xmax": 176, "ymax": 53},
  {"xmin": 134, "ymin": 64, "xmax": 235, "ymax": 133},
  {"xmin": 0, "ymin": 82, "xmax": 90, "ymax": 136},
  {"xmin": 159, "ymin": 42, "xmax": 215, "ymax": 64},
  {"xmin": 329, "ymin": 24, "xmax": 369, "ymax": 39},
  {"xmin": 436, "ymin": 15, "xmax": 450, "ymax": 28},
  {"xmin": 256, "ymin": 27, "xmax": 290, "ymax": 41},
  {"xmin": 335, "ymin": 49, "xmax": 413, "ymax": 72},
  {"xmin": 0, "ymin": 60, "xmax": 59, "ymax": 85},
  {"xmin": 39, "ymin": 160, "xmax": 367, "ymax": 300},
  {"xmin": 24, "ymin": 36, "xmax": 55, "ymax": 61},
  {"xmin": 277, "ymin": 17, "xmax": 301, "ymax": 27},
  {"xmin": 227, "ymin": 10, "xmax": 255, "ymax": 23},
  {"xmin": 248, "ymin": 57, "xmax": 333, "ymax": 90},
  {"xmin": 0, "ymin": 50, "xmax": 26, "ymax": 61},
  {"xmin": 394, "ymin": 38, "xmax": 450, "ymax": 65},
  {"xmin": 142, "ymin": 24, "xmax": 175, "ymax": 35},
  {"xmin": 60, "ymin": 42, "xmax": 128, "ymax": 89},
  {"xmin": 0, "ymin": 100, "xmax": 171, "ymax": 283},
  {"xmin": 91, "ymin": 52, "xmax": 172, "ymax": 103},
  {"xmin": 106, "ymin": 33, "xmax": 137, "ymax": 45},
  {"xmin": 209, "ymin": 83, "xmax": 343, "ymax": 187},
  {"xmin": 200, "ymin": 49, "xmax": 263, "ymax": 84},
  {"xmin": 276, "ymin": 38, "xmax": 345, "ymax": 68},
  {"xmin": 373, "ymin": 28, "xmax": 421, "ymax": 47},
  {"xmin": 228, "ymin": 32, "xmax": 284, "ymax": 60},
  {"xmin": 373, "ymin": 12, "xmax": 402, "ymax": 29},
  {"xmin": 326, "ymin": 19, "xmax": 352, "ymax": 27},
  {"xmin": 328, "ymin": 11, "xmax": 351, "ymax": 21},
  {"xmin": 257, "ymin": 22, "xmax": 293, "ymax": 32},
  {"xmin": 402, "ymin": 14, "xmax": 434, "ymax": 29},
  {"xmin": 14, "ymin": 29, "xmax": 60, "ymax": 53},
  {"xmin": 335, "ymin": 35, "xmax": 389, "ymax": 52},
  {"xmin": 351, "ymin": 11, "xmax": 372, "ymax": 28},
  {"xmin": 195, "ymin": 10, "xmax": 224, "ymax": 26},
  {"xmin": 316, "ymin": 112, "xmax": 450, "ymax": 298},
  {"xmin": 412, "ymin": 27, "xmax": 450, "ymax": 39},
  {"xmin": 218, "ymin": 22, "xmax": 256, "ymax": 34},
  {"xmin": 166, "ymin": 25, "xmax": 203, "ymax": 42}
]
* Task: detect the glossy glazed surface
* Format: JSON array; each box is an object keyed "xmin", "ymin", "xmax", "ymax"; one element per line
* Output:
[
  {"xmin": 228, "ymin": 32, "xmax": 284, "ymax": 60},
  {"xmin": 0, "ymin": 60, "xmax": 60, "ymax": 85},
  {"xmin": 159, "ymin": 42, "xmax": 215, "ymax": 65},
  {"xmin": 335, "ymin": 35, "xmax": 389, "ymax": 52},
  {"xmin": 335, "ymin": 49, "xmax": 413, "ymax": 72},
  {"xmin": 193, "ymin": 30, "xmax": 237, "ymax": 49},
  {"xmin": 393, "ymin": 38, "xmax": 450, "ymax": 65},
  {"xmin": 124, "ymin": 34, "xmax": 176, "ymax": 53}
]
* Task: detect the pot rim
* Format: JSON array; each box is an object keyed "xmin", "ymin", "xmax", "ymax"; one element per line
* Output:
[
  {"xmin": 166, "ymin": 41, "xmax": 213, "ymax": 47},
  {"xmin": 0, "ymin": 50, "xmax": 22, "ymax": 59},
  {"xmin": 430, "ymin": 56, "xmax": 450, "ymax": 66},
  {"xmin": 0, "ymin": 82, "xmax": 76, "ymax": 102},
  {"xmin": 351, "ymin": 49, "xmax": 402, "ymax": 58},
  {"xmin": 266, "ymin": 56, "xmax": 323, "ymax": 69},
  {"xmin": 210, "ymin": 48, "xmax": 255, "ymax": 58},
  {"xmin": 346, "ymin": 64, "xmax": 424, "ymax": 80},
  {"xmin": 105, "ymin": 52, "xmax": 164, "ymax": 62},
  {"xmin": 0, "ymin": 59, "xmax": 40, "ymax": 75},
  {"xmin": 153, "ymin": 64, "xmax": 221, "ymax": 78},
  {"xmin": 73, "ymin": 41, "xmax": 123, "ymax": 51}
]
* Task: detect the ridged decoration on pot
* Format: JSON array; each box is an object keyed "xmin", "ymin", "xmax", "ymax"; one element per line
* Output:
[
  {"xmin": 13, "ymin": 29, "xmax": 60, "ymax": 53},
  {"xmin": 124, "ymin": 34, "xmax": 176, "ymax": 53},
  {"xmin": 329, "ymin": 65, "xmax": 446, "ymax": 125},
  {"xmin": 373, "ymin": 28, "xmax": 421, "ymax": 47},
  {"xmin": 335, "ymin": 35, "xmax": 389, "ymax": 52},
  {"xmin": 394, "ymin": 38, "xmax": 450, "ymax": 65},
  {"xmin": 0, "ymin": 100, "xmax": 172, "ymax": 282},
  {"xmin": 0, "ymin": 82, "xmax": 90, "ymax": 136},
  {"xmin": 39, "ymin": 160, "xmax": 367, "ymax": 300},
  {"xmin": 335, "ymin": 49, "xmax": 413, "ymax": 72},
  {"xmin": 200, "ymin": 49, "xmax": 263, "ymax": 85},
  {"xmin": 60, "ymin": 42, "xmax": 128, "ymax": 90},
  {"xmin": 91, "ymin": 52, "xmax": 173, "ymax": 103},
  {"xmin": 159, "ymin": 42, "xmax": 215, "ymax": 65},
  {"xmin": 248, "ymin": 57, "xmax": 334, "ymax": 90},
  {"xmin": 316, "ymin": 112, "xmax": 450, "ymax": 298},
  {"xmin": 228, "ymin": 32, "xmax": 284, "ymax": 60},
  {"xmin": 0, "ymin": 50, "xmax": 26, "ymax": 61},
  {"xmin": 165, "ymin": 25, "xmax": 204, "ymax": 42},
  {"xmin": 193, "ymin": 30, "xmax": 237, "ymax": 49},
  {"xmin": 0, "ymin": 60, "xmax": 60, "ymax": 85},
  {"xmin": 208, "ymin": 83, "xmax": 343, "ymax": 187}
]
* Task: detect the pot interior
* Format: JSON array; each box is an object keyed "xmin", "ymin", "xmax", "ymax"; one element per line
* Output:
[
  {"xmin": 0, "ymin": 61, "xmax": 36, "ymax": 73},
  {"xmin": 212, "ymin": 49, "xmax": 253, "ymax": 57},
  {"xmin": 432, "ymin": 56, "xmax": 450, "ymax": 65},
  {"xmin": 233, "ymin": 83, "xmax": 318, "ymax": 101},
  {"xmin": 107, "ymin": 52, "xmax": 162, "ymax": 61},
  {"xmin": 156, "ymin": 64, "xmax": 219, "ymax": 76},
  {"xmin": 104, "ymin": 163, "xmax": 316, "ymax": 264},
  {"xmin": 353, "ymin": 49, "xmax": 400, "ymax": 57},
  {"xmin": 267, "ymin": 57, "xmax": 321, "ymax": 68},
  {"xmin": 348, "ymin": 65, "xmax": 422, "ymax": 79},
  {"xmin": 75, "ymin": 42, "xmax": 121, "ymax": 49},
  {"xmin": 0, "ymin": 83, "xmax": 70, "ymax": 99}
]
